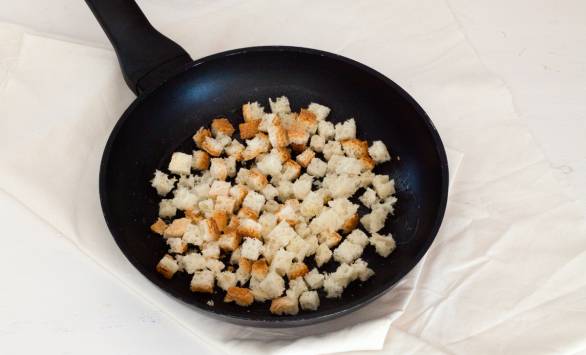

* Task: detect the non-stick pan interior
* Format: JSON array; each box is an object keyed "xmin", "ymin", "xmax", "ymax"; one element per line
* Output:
[{"xmin": 100, "ymin": 47, "xmax": 448, "ymax": 326}]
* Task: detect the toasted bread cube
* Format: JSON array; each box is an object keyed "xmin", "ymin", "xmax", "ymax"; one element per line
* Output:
[
  {"xmin": 241, "ymin": 237, "xmax": 263, "ymax": 261},
  {"xmin": 237, "ymin": 218, "xmax": 262, "ymax": 239},
  {"xmin": 156, "ymin": 254, "xmax": 179, "ymax": 279},
  {"xmin": 168, "ymin": 152, "xmax": 192, "ymax": 175},
  {"xmin": 190, "ymin": 151, "xmax": 209, "ymax": 172},
  {"xmin": 347, "ymin": 229, "xmax": 369, "ymax": 248},
  {"xmin": 287, "ymin": 262, "xmax": 309, "ymax": 280},
  {"xmin": 166, "ymin": 237, "xmax": 188, "ymax": 254},
  {"xmin": 372, "ymin": 175, "xmax": 395, "ymax": 199},
  {"xmin": 229, "ymin": 184, "xmax": 248, "ymax": 209},
  {"xmin": 242, "ymin": 190, "xmax": 266, "ymax": 214},
  {"xmin": 334, "ymin": 118, "xmax": 356, "ymax": 141},
  {"xmin": 370, "ymin": 233, "xmax": 396, "ymax": 257},
  {"xmin": 211, "ymin": 210, "xmax": 228, "ymax": 231},
  {"xmin": 224, "ymin": 216, "xmax": 240, "ymax": 235},
  {"xmin": 287, "ymin": 278, "xmax": 309, "ymax": 299},
  {"xmin": 259, "ymin": 271, "xmax": 285, "ymax": 298},
  {"xmin": 209, "ymin": 180, "xmax": 231, "ymax": 198},
  {"xmin": 274, "ymin": 147, "xmax": 291, "ymax": 163},
  {"xmin": 341, "ymin": 213, "xmax": 359, "ymax": 234},
  {"xmin": 317, "ymin": 120, "xmax": 335, "ymax": 140},
  {"xmin": 359, "ymin": 156, "xmax": 376, "ymax": 171},
  {"xmin": 201, "ymin": 136, "xmax": 224, "ymax": 157},
  {"xmin": 239, "ymin": 119, "xmax": 261, "ymax": 139},
  {"xmin": 236, "ymin": 257, "xmax": 252, "ymax": 285},
  {"xmin": 256, "ymin": 151, "xmax": 283, "ymax": 178},
  {"xmin": 296, "ymin": 148, "xmax": 315, "ymax": 168},
  {"xmin": 259, "ymin": 212, "xmax": 278, "ymax": 238},
  {"xmin": 190, "ymin": 270, "xmax": 214, "ymax": 293},
  {"xmin": 182, "ymin": 224, "xmax": 203, "ymax": 246},
  {"xmin": 216, "ymin": 271, "xmax": 237, "ymax": 291},
  {"xmin": 270, "ymin": 296, "xmax": 299, "ymax": 315},
  {"xmin": 163, "ymin": 218, "xmax": 191, "ymax": 238},
  {"xmin": 290, "ymin": 143, "xmax": 307, "ymax": 154},
  {"xmin": 198, "ymin": 199, "xmax": 215, "ymax": 218},
  {"xmin": 219, "ymin": 232, "xmax": 241, "ymax": 252},
  {"xmin": 287, "ymin": 125, "xmax": 310, "ymax": 145},
  {"xmin": 305, "ymin": 158, "xmax": 326, "ymax": 178},
  {"xmin": 151, "ymin": 170, "xmax": 176, "ymax": 196},
  {"xmin": 315, "ymin": 243, "xmax": 333, "ymax": 267},
  {"xmin": 281, "ymin": 160, "xmax": 301, "ymax": 181},
  {"xmin": 150, "ymin": 218, "xmax": 167, "ymax": 235},
  {"xmin": 205, "ymin": 258, "xmax": 225, "ymax": 273},
  {"xmin": 297, "ymin": 109, "xmax": 318, "ymax": 134},
  {"xmin": 225, "ymin": 287, "xmax": 254, "ymax": 306},
  {"xmin": 210, "ymin": 158, "xmax": 228, "ymax": 181},
  {"xmin": 242, "ymin": 133, "xmax": 270, "ymax": 160},
  {"xmin": 177, "ymin": 252, "xmax": 206, "ymax": 273},
  {"xmin": 359, "ymin": 188, "xmax": 377, "ymax": 208},
  {"xmin": 299, "ymin": 291, "xmax": 320, "ymax": 311},
  {"xmin": 242, "ymin": 102, "xmax": 265, "ymax": 122},
  {"xmin": 333, "ymin": 240, "xmax": 363, "ymax": 264},
  {"xmin": 246, "ymin": 169, "xmax": 268, "ymax": 192},
  {"xmin": 318, "ymin": 230, "xmax": 342, "ymax": 248},
  {"xmin": 263, "ymin": 199, "xmax": 281, "ymax": 213},
  {"xmin": 202, "ymin": 241, "xmax": 220, "ymax": 259},
  {"xmin": 270, "ymin": 248, "xmax": 295, "ymax": 276},
  {"xmin": 369, "ymin": 140, "xmax": 391, "ymax": 163},
  {"xmin": 309, "ymin": 135, "xmax": 325, "ymax": 153},
  {"xmin": 341, "ymin": 139, "xmax": 368, "ymax": 158},
  {"xmin": 193, "ymin": 127, "xmax": 211, "ymax": 148},
  {"xmin": 225, "ymin": 139, "xmax": 245, "ymax": 161},
  {"xmin": 307, "ymin": 103, "xmax": 330, "ymax": 121},
  {"xmin": 269, "ymin": 96, "xmax": 291, "ymax": 114},
  {"xmin": 215, "ymin": 195, "xmax": 236, "ymax": 214},
  {"xmin": 261, "ymin": 184, "xmax": 279, "ymax": 201},
  {"xmin": 199, "ymin": 218, "xmax": 220, "ymax": 242},
  {"xmin": 251, "ymin": 259, "xmax": 269, "ymax": 281},
  {"xmin": 322, "ymin": 140, "xmax": 343, "ymax": 161},
  {"xmin": 292, "ymin": 175, "xmax": 313, "ymax": 200},
  {"xmin": 276, "ymin": 203, "xmax": 298, "ymax": 226},
  {"xmin": 237, "ymin": 207, "xmax": 259, "ymax": 221},
  {"xmin": 211, "ymin": 117, "xmax": 235, "ymax": 137},
  {"xmin": 304, "ymin": 268, "xmax": 325, "ymax": 289},
  {"xmin": 268, "ymin": 119, "xmax": 289, "ymax": 148}
]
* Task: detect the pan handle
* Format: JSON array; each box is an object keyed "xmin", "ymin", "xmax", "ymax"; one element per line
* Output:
[{"xmin": 85, "ymin": 0, "xmax": 192, "ymax": 95}]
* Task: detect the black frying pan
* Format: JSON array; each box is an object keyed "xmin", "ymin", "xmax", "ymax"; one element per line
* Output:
[{"xmin": 88, "ymin": 0, "xmax": 449, "ymax": 327}]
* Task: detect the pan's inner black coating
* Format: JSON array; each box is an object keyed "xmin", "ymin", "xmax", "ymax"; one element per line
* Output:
[{"xmin": 100, "ymin": 48, "xmax": 448, "ymax": 326}]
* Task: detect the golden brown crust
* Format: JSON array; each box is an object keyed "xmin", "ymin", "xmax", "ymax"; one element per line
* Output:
[
  {"xmin": 275, "ymin": 147, "xmax": 291, "ymax": 163},
  {"xmin": 239, "ymin": 257, "xmax": 253, "ymax": 274},
  {"xmin": 319, "ymin": 230, "xmax": 342, "ymax": 248},
  {"xmin": 193, "ymin": 127, "xmax": 212, "ymax": 148},
  {"xmin": 192, "ymin": 150, "xmax": 210, "ymax": 170},
  {"xmin": 190, "ymin": 283, "xmax": 213, "ymax": 293},
  {"xmin": 225, "ymin": 287, "xmax": 254, "ymax": 306},
  {"xmin": 251, "ymin": 259, "xmax": 269, "ymax": 280},
  {"xmin": 296, "ymin": 148, "xmax": 315, "ymax": 168},
  {"xmin": 219, "ymin": 232, "xmax": 241, "ymax": 251},
  {"xmin": 156, "ymin": 255, "xmax": 177, "ymax": 279},
  {"xmin": 268, "ymin": 120, "xmax": 289, "ymax": 147},
  {"xmin": 341, "ymin": 139, "xmax": 369, "ymax": 158},
  {"xmin": 237, "ymin": 207, "xmax": 259, "ymax": 221},
  {"xmin": 202, "ymin": 218, "xmax": 220, "ymax": 241},
  {"xmin": 247, "ymin": 169, "xmax": 268, "ymax": 190},
  {"xmin": 224, "ymin": 216, "xmax": 240, "ymax": 234},
  {"xmin": 211, "ymin": 117, "xmax": 235, "ymax": 137},
  {"xmin": 211, "ymin": 210, "xmax": 228, "ymax": 232},
  {"xmin": 283, "ymin": 160, "xmax": 301, "ymax": 179},
  {"xmin": 237, "ymin": 219, "xmax": 262, "ymax": 239},
  {"xmin": 287, "ymin": 125, "xmax": 309, "ymax": 146},
  {"xmin": 150, "ymin": 218, "xmax": 167, "ymax": 235},
  {"xmin": 230, "ymin": 185, "xmax": 249, "ymax": 208},
  {"xmin": 289, "ymin": 143, "xmax": 307, "ymax": 154},
  {"xmin": 287, "ymin": 262, "xmax": 309, "ymax": 280},
  {"xmin": 270, "ymin": 297, "xmax": 298, "ymax": 315},
  {"xmin": 184, "ymin": 209, "xmax": 202, "ymax": 223},
  {"xmin": 342, "ymin": 213, "xmax": 360, "ymax": 234},
  {"xmin": 201, "ymin": 137, "xmax": 223, "ymax": 157},
  {"xmin": 359, "ymin": 155, "xmax": 375, "ymax": 171},
  {"xmin": 242, "ymin": 103, "xmax": 262, "ymax": 122},
  {"xmin": 297, "ymin": 109, "xmax": 318, "ymax": 133},
  {"xmin": 163, "ymin": 218, "xmax": 191, "ymax": 238},
  {"xmin": 239, "ymin": 119, "xmax": 261, "ymax": 139}
]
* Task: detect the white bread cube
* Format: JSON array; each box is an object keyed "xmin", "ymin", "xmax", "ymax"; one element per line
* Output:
[
  {"xmin": 156, "ymin": 254, "xmax": 179, "ymax": 279},
  {"xmin": 193, "ymin": 183, "xmax": 210, "ymax": 201},
  {"xmin": 294, "ymin": 221, "xmax": 311, "ymax": 238},
  {"xmin": 216, "ymin": 271, "xmax": 238, "ymax": 291},
  {"xmin": 198, "ymin": 199, "xmax": 214, "ymax": 218},
  {"xmin": 358, "ymin": 171, "xmax": 375, "ymax": 188},
  {"xmin": 270, "ymin": 248, "xmax": 295, "ymax": 276},
  {"xmin": 296, "ymin": 148, "xmax": 315, "ymax": 168},
  {"xmin": 198, "ymin": 218, "xmax": 220, "ymax": 242},
  {"xmin": 249, "ymin": 278, "xmax": 271, "ymax": 302},
  {"xmin": 370, "ymin": 233, "xmax": 396, "ymax": 257},
  {"xmin": 328, "ymin": 198, "xmax": 359, "ymax": 223},
  {"xmin": 306, "ymin": 158, "xmax": 327, "ymax": 178},
  {"xmin": 259, "ymin": 113, "xmax": 275, "ymax": 132},
  {"xmin": 246, "ymin": 169, "xmax": 269, "ymax": 191},
  {"xmin": 259, "ymin": 271, "xmax": 285, "ymax": 298},
  {"xmin": 259, "ymin": 212, "xmax": 278, "ymax": 238},
  {"xmin": 216, "ymin": 133, "xmax": 232, "ymax": 148},
  {"xmin": 286, "ymin": 236, "xmax": 310, "ymax": 262},
  {"xmin": 205, "ymin": 258, "xmax": 225, "ymax": 273},
  {"xmin": 322, "ymin": 173, "xmax": 360, "ymax": 199},
  {"xmin": 322, "ymin": 142, "xmax": 343, "ymax": 162},
  {"xmin": 346, "ymin": 229, "xmax": 369, "ymax": 248},
  {"xmin": 190, "ymin": 269, "xmax": 215, "ymax": 293},
  {"xmin": 256, "ymin": 151, "xmax": 283, "ymax": 177},
  {"xmin": 351, "ymin": 258, "xmax": 374, "ymax": 281},
  {"xmin": 241, "ymin": 237, "xmax": 263, "ymax": 261},
  {"xmin": 201, "ymin": 136, "xmax": 224, "ymax": 157},
  {"xmin": 359, "ymin": 188, "xmax": 378, "ymax": 208},
  {"xmin": 307, "ymin": 103, "xmax": 331, "ymax": 121},
  {"xmin": 309, "ymin": 208, "xmax": 343, "ymax": 234},
  {"xmin": 237, "ymin": 218, "xmax": 262, "ymax": 239},
  {"xmin": 209, "ymin": 180, "xmax": 231, "ymax": 198},
  {"xmin": 159, "ymin": 199, "xmax": 177, "ymax": 218},
  {"xmin": 369, "ymin": 140, "xmax": 391, "ymax": 163},
  {"xmin": 315, "ymin": 243, "xmax": 333, "ymax": 267},
  {"xmin": 218, "ymin": 232, "xmax": 241, "ymax": 252},
  {"xmin": 171, "ymin": 187, "xmax": 198, "ymax": 210},
  {"xmin": 372, "ymin": 175, "xmax": 395, "ymax": 199},
  {"xmin": 334, "ymin": 118, "xmax": 356, "ymax": 141},
  {"xmin": 168, "ymin": 152, "xmax": 192, "ymax": 175},
  {"xmin": 317, "ymin": 120, "xmax": 335, "ymax": 140},
  {"xmin": 229, "ymin": 184, "xmax": 248, "ymax": 208},
  {"xmin": 151, "ymin": 170, "xmax": 176, "ymax": 195},
  {"xmin": 166, "ymin": 237, "xmax": 188, "ymax": 254},
  {"xmin": 269, "ymin": 96, "xmax": 291, "ymax": 114},
  {"xmin": 292, "ymin": 175, "xmax": 313, "ymax": 200},
  {"xmin": 276, "ymin": 180, "xmax": 294, "ymax": 202},
  {"xmin": 225, "ymin": 139, "xmax": 245, "ymax": 161},
  {"xmin": 303, "ymin": 235, "xmax": 319, "ymax": 257},
  {"xmin": 263, "ymin": 199, "xmax": 281, "ymax": 213},
  {"xmin": 242, "ymin": 101, "xmax": 265, "ymax": 122},
  {"xmin": 210, "ymin": 158, "xmax": 228, "ymax": 181},
  {"xmin": 178, "ymin": 175, "xmax": 196, "ymax": 189},
  {"xmin": 270, "ymin": 296, "xmax": 299, "ymax": 315},
  {"xmin": 309, "ymin": 134, "xmax": 325, "ymax": 153},
  {"xmin": 376, "ymin": 196, "xmax": 398, "ymax": 215},
  {"xmin": 163, "ymin": 218, "xmax": 191, "ymax": 238},
  {"xmin": 177, "ymin": 252, "xmax": 206, "ymax": 273},
  {"xmin": 202, "ymin": 241, "xmax": 220, "ymax": 259},
  {"xmin": 360, "ymin": 208, "xmax": 388, "ymax": 233},
  {"xmin": 267, "ymin": 220, "xmax": 298, "ymax": 242},
  {"xmin": 261, "ymin": 184, "xmax": 278, "ymax": 201},
  {"xmin": 225, "ymin": 156, "xmax": 237, "ymax": 177},
  {"xmin": 215, "ymin": 195, "xmax": 236, "ymax": 214},
  {"xmin": 287, "ymin": 277, "xmax": 309, "ymax": 299},
  {"xmin": 304, "ymin": 268, "xmax": 325, "ymax": 289},
  {"xmin": 242, "ymin": 190, "xmax": 266, "ymax": 214},
  {"xmin": 299, "ymin": 291, "xmax": 320, "ymax": 311},
  {"xmin": 333, "ymin": 240, "xmax": 363, "ymax": 264},
  {"xmin": 182, "ymin": 224, "xmax": 204, "ymax": 246},
  {"xmin": 331, "ymin": 263, "xmax": 356, "ymax": 287},
  {"xmin": 322, "ymin": 273, "xmax": 344, "ymax": 298},
  {"xmin": 318, "ymin": 230, "xmax": 342, "ymax": 249},
  {"xmin": 332, "ymin": 156, "xmax": 363, "ymax": 175},
  {"xmin": 242, "ymin": 133, "xmax": 270, "ymax": 160},
  {"xmin": 236, "ymin": 258, "xmax": 252, "ymax": 285},
  {"xmin": 281, "ymin": 160, "xmax": 302, "ymax": 181},
  {"xmin": 299, "ymin": 190, "xmax": 325, "ymax": 218},
  {"xmin": 276, "ymin": 203, "xmax": 299, "ymax": 226}
]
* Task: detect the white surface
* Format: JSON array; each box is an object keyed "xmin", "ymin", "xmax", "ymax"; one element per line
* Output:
[{"xmin": 0, "ymin": 1, "xmax": 585, "ymax": 355}]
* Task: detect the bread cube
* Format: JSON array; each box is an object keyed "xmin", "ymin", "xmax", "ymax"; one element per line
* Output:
[
  {"xmin": 239, "ymin": 119, "xmax": 261, "ymax": 139},
  {"xmin": 322, "ymin": 274, "xmax": 344, "ymax": 298},
  {"xmin": 351, "ymin": 258, "xmax": 374, "ymax": 281},
  {"xmin": 347, "ymin": 229, "xmax": 369, "ymax": 248},
  {"xmin": 333, "ymin": 240, "xmax": 363, "ymax": 264},
  {"xmin": 156, "ymin": 254, "xmax": 179, "ymax": 279},
  {"xmin": 178, "ymin": 174, "xmax": 196, "ymax": 189},
  {"xmin": 315, "ymin": 243, "xmax": 333, "ymax": 267},
  {"xmin": 270, "ymin": 296, "xmax": 299, "ymax": 315},
  {"xmin": 304, "ymin": 268, "xmax": 325, "ymax": 289},
  {"xmin": 198, "ymin": 218, "xmax": 220, "ymax": 242},
  {"xmin": 309, "ymin": 208, "xmax": 343, "ymax": 234},
  {"xmin": 317, "ymin": 120, "xmax": 335, "ymax": 140},
  {"xmin": 211, "ymin": 210, "xmax": 228, "ymax": 232},
  {"xmin": 168, "ymin": 152, "xmax": 192, "ymax": 175},
  {"xmin": 241, "ymin": 237, "xmax": 263, "ymax": 261},
  {"xmin": 263, "ymin": 199, "xmax": 281, "ymax": 213},
  {"xmin": 251, "ymin": 259, "xmax": 269, "ymax": 281},
  {"xmin": 151, "ymin": 170, "xmax": 176, "ymax": 196},
  {"xmin": 322, "ymin": 140, "xmax": 343, "ymax": 161},
  {"xmin": 246, "ymin": 169, "xmax": 269, "ymax": 191},
  {"xmin": 171, "ymin": 187, "xmax": 198, "ymax": 211},
  {"xmin": 369, "ymin": 233, "xmax": 396, "ymax": 257},
  {"xmin": 359, "ymin": 171, "xmax": 375, "ymax": 188},
  {"xmin": 229, "ymin": 184, "xmax": 248, "ymax": 208},
  {"xmin": 372, "ymin": 175, "xmax": 395, "ymax": 199},
  {"xmin": 177, "ymin": 252, "xmax": 206, "ymax": 273},
  {"xmin": 341, "ymin": 138, "xmax": 369, "ymax": 158},
  {"xmin": 296, "ymin": 148, "xmax": 315, "ymax": 168},
  {"xmin": 225, "ymin": 287, "xmax": 254, "ymax": 306},
  {"xmin": 292, "ymin": 176, "xmax": 313, "ymax": 200},
  {"xmin": 242, "ymin": 101, "xmax": 265, "ymax": 122},
  {"xmin": 360, "ymin": 208, "xmax": 388, "ymax": 233},
  {"xmin": 359, "ymin": 156, "xmax": 376, "ymax": 171},
  {"xmin": 190, "ymin": 269, "xmax": 215, "ymax": 293},
  {"xmin": 304, "ymin": 158, "xmax": 326, "ymax": 178},
  {"xmin": 270, "ymin": 248, "xmax": 295, "ymax": 276},
  {"xmin": 205, "ymin": 258, "xmax": 225, "ymax": 273},
  {"xmin": 201, "ymin": 136, "xmax": 224, "ymax": 157},
  {"xmin": 150, "ymin": 218, "xmax": 167, "ymax": 235},
  {"xmin": 318, "ymin": 230, "xmax": 342, "ymax": 249},
  {"xmin": 276, "ymin": 203, "xmax": 299, "ymax": 226},
  {"xmin": 269, "ymin": 96, "xmax": 291, "ymax": 114},
  {"xmin": 334, "ymin": 118, "xmax": 356, "ymax": 141},
  {"xmin": 182, "ymin": 224, "xmax": 203, "ymax": 246},
  {"xmin": 333, "ymin": 156, "xmax": 363, "ymax": 175},
  {"xmin": 274, "ymin": 147, "xmax": 291, "ymax": 163},
  {"xmin": 237, "ymin": 207, "xmax": 259, "ymax": 221},
  {"xmin": 268, "ymin": 119, "xmax": 289, "ymax": 148},
  {"xmin": 209, "ymin": 180, "xmax": 231, "ymax": 198},
  {"xmin": 256, "ymin": 151, "xmax": 283, "ymax": 177},
  {"xmin": 328, "ymin": 197, "xmax": 359, "ymax": 222},
  {"xmin": 299, "ymin": 291, "xmax": 320, "ymax": 311},
  {"xmin": 215, "ymin": 195, "xmax": 236, "ymax": 214},
  {"xmin": 163, "ymin": 218, "xmax": 191, "ymax": 238},
  {"xmin": 218, "ymin": 232, "xmax": 241, "ymax": 252},
  {"xmin": 202, "ymin": 241, "xmax": 220, "ymax": 259},
  {"xmin": 368, "ymin": 140, "xmax": 391, "ymax": 163},
  {"xmin": 237, "ymin": 218, "xmax": 262, "ymax": 239},
  {"xmin": 322, "ymin": 173, "xmax": 360, "ymax": 199},
  {"xmin": 297, "ymin": 109, "xmax": 318, "ymax": 134},
  {"xmin": 304, "ymin": 234, "xmax": 319, "ymax": 257},
  {"xmin": 261, "ymin": 184, "xmax": 278, "ymax": 201},
  {"xmin": 242, "ymin": 190, "xmax": 266, "ymax": 215},
  {"xmin": 294, "ymin": 221, "xmax": 311, "ymax": 238},
  {"xmin": 280, "ymin": 160, "xmax": 301, "ymax": 181},
  {"xmin": 216, "ymin": 271, "xmax": 237, "ymax": 291},
  {"xmin": 242, "ymin": 133, "xmax": 270, "ymax": 160},
  {"xmin": 259, "ymin": 271, "xmax": 285, "ymax": 298},
  {"xmin": 192, "ymin": 127, "xmax": 211, "ymax": 148},
  {"xmin": 166, "ymin": 237, "xmax": 188, "ymax": 254},
  {"xmin": 225, "ymin": 139, "xmax": 245, "ymax": 161},
  {"xmin": 307, "ymin": 103, "xmax": 331, "ymax": 121},
  {"xmin": 236, "ymin": 257, "xmax": 252, "ymax": 285},
  {"xmin": 287, "ymin": 277, "xmax": 309, "ymax": 300},
  {"xmin": 198, "ymin": 199, "xmax": 214, "ymax": 218},
  {"xmin": 287, "ymin": 262, "xmax": 309, "ymax": 280},
  {"xmin": 359, "ymin": 188, "xmax": 377, "ymax": 208},
  {"xmin": 286, "ymin": 235, "xmax": 310, "ymax": 262},
  {"xmin": 258, "ymin": 212, "xmax": 278, "ymax": 238},
  {"xmin": 210, "ymin": 117, "xmax": 234, "ymax": 137}
]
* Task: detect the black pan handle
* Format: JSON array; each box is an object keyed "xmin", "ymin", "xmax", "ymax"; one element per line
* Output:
[{"xmin": 85, "ymin": 0, "xmax": 192, "ymax": 95}]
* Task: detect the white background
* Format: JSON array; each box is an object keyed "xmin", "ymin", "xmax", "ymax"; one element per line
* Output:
[{"xmin": 0, "ymin": 1, "xmax": 584, "ymax": 354}]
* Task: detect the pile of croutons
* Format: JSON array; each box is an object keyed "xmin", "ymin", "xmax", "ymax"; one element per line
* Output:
[{"xmin": 150, "ymin": 97, "xmax": 397, "ymax": 315}]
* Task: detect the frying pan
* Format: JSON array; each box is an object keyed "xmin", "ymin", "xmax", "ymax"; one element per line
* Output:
[{"xmin": 87, "ymin": 0, "xmax": 449, "ymax": 327}]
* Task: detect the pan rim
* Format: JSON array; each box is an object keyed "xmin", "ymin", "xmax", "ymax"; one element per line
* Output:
[{"xmin": 99, "ymin": 45, "xmax": 449, "ymax": 327}]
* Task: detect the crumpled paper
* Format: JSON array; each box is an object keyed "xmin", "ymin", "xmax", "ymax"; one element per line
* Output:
[{"xmin": 1, "ymin": 0, "xmax": 585, "ymax": 354}]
